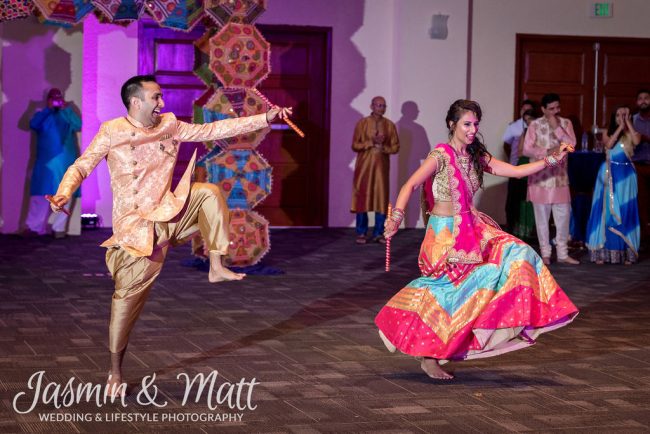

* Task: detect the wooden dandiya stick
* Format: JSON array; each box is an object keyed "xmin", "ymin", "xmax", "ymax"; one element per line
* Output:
[
  {"xmin": 44, "ymin": 195, "xmax": 71, "ymax": 216},
  {"xmin": 385, "ymin": 203, "xmax": 392, "ymax": 272},
  {"xmin": 251, "ymin": 88, "xmax": 305, "ymax": 138}
]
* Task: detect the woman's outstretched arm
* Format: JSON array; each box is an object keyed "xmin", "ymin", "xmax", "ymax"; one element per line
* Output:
[
  {"xmin": 486, "ymin": 143, "xmax": 573, "ymax": 179},
  {"xmin": 385, "ymin": 156, "xmax": 438, "ymax": 237}
]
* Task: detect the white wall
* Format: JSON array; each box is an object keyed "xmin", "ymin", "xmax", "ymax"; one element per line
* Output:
[{"xmin": 471, "ymin": 0, "xmax": 650, "ymax": 222}]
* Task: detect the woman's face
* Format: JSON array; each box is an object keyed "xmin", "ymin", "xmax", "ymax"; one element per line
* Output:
[
  {"xmin": 615, "ymin": 107, "xmax": 628, "ymax": 126},
  {"xmin": 451, "ymin": 111, "xmax": 479, "ymax": 145}
]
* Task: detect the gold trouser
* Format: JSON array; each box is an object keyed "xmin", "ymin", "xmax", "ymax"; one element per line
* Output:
[{"xmin": 106, "ymin": 182, "xmax": 229, "ymax": 353}]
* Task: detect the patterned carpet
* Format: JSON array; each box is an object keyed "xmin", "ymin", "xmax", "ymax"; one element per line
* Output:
[{"xmin": 1, "ymin": 228, "xmax": 649, "ymax": 433}]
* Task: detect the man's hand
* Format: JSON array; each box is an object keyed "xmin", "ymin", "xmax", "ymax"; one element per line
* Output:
[
  {"xmin": 46, "ymin": 194, "xmax": 70, "ymax": 213},
  {"xmin": 266, "ymin": 106, "xmax": 293, "ymax": 123}
]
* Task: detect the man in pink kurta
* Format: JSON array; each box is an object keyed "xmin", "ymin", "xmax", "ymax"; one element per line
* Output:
[
  {"xmin": 522, "ymin": 93, "xmax": 579, "ymax": 265},
  {"xmin": 49, "ymin": 75, "xmax": 291, "ymax": 396}
]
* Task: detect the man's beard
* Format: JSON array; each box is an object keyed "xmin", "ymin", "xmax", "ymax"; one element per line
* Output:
[{"xmin": 639, "ymin": 104, "xmax": 649, "ymax": 113}]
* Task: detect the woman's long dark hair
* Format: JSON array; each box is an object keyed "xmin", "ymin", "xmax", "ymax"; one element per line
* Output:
[{"xmin": 445, "ymin": 99, "xmax": 491, "ymax": 188}]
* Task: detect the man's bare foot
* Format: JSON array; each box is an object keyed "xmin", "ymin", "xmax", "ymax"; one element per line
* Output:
[
  {"xmin": 421, "ymin": 358, "xmax": 454, "ymax": 380},
  {"xmin": 209, "ymin": 251, "xmax": 246, "ymax": 282},
  {"xmin": 106, "ymin": 372, "xmax": 126, "ymax": 399}
]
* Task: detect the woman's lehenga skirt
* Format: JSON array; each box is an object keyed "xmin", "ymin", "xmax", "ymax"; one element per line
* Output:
[
  {"xmin": 585, "ymin": 145, "xmax": 640, "ymax": 264},
  {"xmin": 375, "ymin": 215, "xmax": 578, "ymax": 361}
]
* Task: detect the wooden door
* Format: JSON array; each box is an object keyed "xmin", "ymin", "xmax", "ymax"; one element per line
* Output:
[
  {"xmin": 599, "ymin": 39, "xmax": 650, "ymax": 125},
  {"xmin": 138, "ymin": 20, "xmax": 208, "ymax": 184},
  {"xmin": 138, "ymin": 21, "xmax": 331, "ymax": 227},
  {"xmin": 255, "ymin": 25, "xmax": 331, "ymax": 227},
  {"xmin": 515, "ymin": 34, "xmax": 650, "ymax": 137}
]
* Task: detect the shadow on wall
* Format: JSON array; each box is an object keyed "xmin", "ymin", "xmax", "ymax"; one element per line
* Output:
[
  {"xmin": 1, "ymin": 17, "xmax": 77, "ymax": 233},
  {"xmin": 396, "ymin": 101, "xmax": 431, "ymax": 228}
]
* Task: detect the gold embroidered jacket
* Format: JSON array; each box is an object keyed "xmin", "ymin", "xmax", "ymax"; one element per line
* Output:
[{"xmin": 56, "ymin": 113, "xmax": 268, "ymax": 257}]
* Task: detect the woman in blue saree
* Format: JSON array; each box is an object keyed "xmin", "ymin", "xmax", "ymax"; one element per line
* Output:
[{"xmin": 586, "ymin": 106, "xmax": 641, "ymax": 264}]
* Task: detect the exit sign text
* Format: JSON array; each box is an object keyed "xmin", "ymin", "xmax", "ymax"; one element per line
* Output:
[{"xmin": 591, "ymin": 2, "xmax": 614, "ymax": 18}]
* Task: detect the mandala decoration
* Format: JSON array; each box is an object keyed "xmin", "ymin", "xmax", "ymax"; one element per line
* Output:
[
  {"xmin": 224, "ymin": 209, "xmax": 270, "ymax": 267},
  {"xmin": 91, "ymin": 0, "xmax": 144, "ymax": 22},
  {"xmin": 204, "ymin": 0, "xmax": 266, "ymax": 27},
  {"xmin": 206, "ymin": 149, "xmax": 272, "ymax": 210},
  {"xmin": 193, "ymin": 87, "xmax": 223, "ymax": 150},
  {"xmin": 209, "ymin": 22, "xmax": 270, "ymax": 88},
  {"xmin": 0, "ymin": 0, "xmax": 33, "ymax": 22},
  {"xmin": 33, "ymin": 0, "xmax": 95, "ymax": 25},
  {"xmin": 144, "ymin": 0, "xmax": 205, "ymax": 32},
  {"xmin": 193, "ymin": 28, "xmax": 223, "ymax": 87},
  {"xmin": 204, "ymin": 88, "xmax": 270, "ymax": 150}
]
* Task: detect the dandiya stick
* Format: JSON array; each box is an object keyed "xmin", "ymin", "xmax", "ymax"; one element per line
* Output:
[
  {"xmin": 44, "ymin": 195, "xmax": 71, "ymax": 216},
  {"xmin": 252, "ymin": 88, "xmax": 305, "ymax": 138},
  {"xmin": 385, "ymin": 203, "xmax": 392, "ymax": 272}
]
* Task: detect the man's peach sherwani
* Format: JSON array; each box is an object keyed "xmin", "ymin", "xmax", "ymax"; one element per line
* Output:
[{"xmin": 56, "ymin": 112, "xmax": 268, "ymax": 257}]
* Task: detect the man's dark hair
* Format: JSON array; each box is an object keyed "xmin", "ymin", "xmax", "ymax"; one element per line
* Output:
[
  {"xmin": 521, "ymin": 99, "xmax": 535, "ymax": 108},
  {"xmin": 522, "ymin": 108, "xmax": 535, "ymax": 118},
  {"xmin": 637, "ymin": 89, "xmax": 650, "ymax": 98},
  {"xmin": 120, "ymin": 75, "xmax": 157, "ymax": 109},
  {"xmin": 541, "ymin": 93, "xmax": 560, "ymax": 108}
]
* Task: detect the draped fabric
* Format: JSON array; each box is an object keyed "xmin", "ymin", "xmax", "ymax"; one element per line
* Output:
[{"xmin": 586, "ymin": 143, "xmax": 640, "ymax": 263}]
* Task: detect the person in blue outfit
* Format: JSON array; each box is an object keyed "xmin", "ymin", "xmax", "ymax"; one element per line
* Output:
[
  {"xmin": 24, "ymin": 88, "xmax": 81, "ymax": 238},
  {"xmin": 586, "ymin": 106, "xmax": 641, "ymax": 264}
]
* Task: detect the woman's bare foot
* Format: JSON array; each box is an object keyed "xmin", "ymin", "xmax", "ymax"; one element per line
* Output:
[
  {"xmin": 421, "ymin": 358, "xmax": 454, "ymax": 380},
  {"xmin": 209, "ymin": 251, "xmax": 246, "ymax": 282}
]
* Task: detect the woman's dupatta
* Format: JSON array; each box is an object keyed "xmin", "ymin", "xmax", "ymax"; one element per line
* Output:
[{"xmin": 423, "ymin": 143, "xmax": 494, "ymax": 265}]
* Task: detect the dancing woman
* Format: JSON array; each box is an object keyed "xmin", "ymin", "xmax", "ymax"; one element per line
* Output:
[
  {"xmin": 375, "ymin": 100, "xmax": 579, "ymax": 379},
  {"xmin": 586, "ymin": 106, "xmax": 641, "ymax": 264}
]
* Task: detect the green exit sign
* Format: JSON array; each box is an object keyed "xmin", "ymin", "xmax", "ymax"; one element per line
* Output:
[{"xmin": 591, "ymin": 2, "xmax": 613, "ymax": 18}]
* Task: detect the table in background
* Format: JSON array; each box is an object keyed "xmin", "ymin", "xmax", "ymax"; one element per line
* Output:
[{"xmin": 568, "ymin": 151, "xmax": 605, "ymax": 242}]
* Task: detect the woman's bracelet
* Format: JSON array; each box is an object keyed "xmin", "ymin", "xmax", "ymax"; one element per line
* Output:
[
  {"xmin": 544, "ymin": 152, "xmax": 561, "ymax": 168},
  {"xmin": 389, "ymin": 207, "xmax": 405, "ymax": 224}
]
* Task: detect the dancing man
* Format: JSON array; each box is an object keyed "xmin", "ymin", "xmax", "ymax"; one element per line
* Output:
[{"xmin": 49, "ymin": 75, "xmax": 291, "ymax": 396}]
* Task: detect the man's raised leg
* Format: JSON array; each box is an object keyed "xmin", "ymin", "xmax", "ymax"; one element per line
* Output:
[{"xmin": 168, "ymin": 182, "xmax": 245, "ymax": 282}]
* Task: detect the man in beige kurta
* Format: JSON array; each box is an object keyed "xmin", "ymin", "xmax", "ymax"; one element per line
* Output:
[
  {"xmin": 350, "ymin": 96, "xmax": 399, "ymax": 244},
  {"xmin": 49, "ymin": 75, "xmax": 291, "ymax": 396}
]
